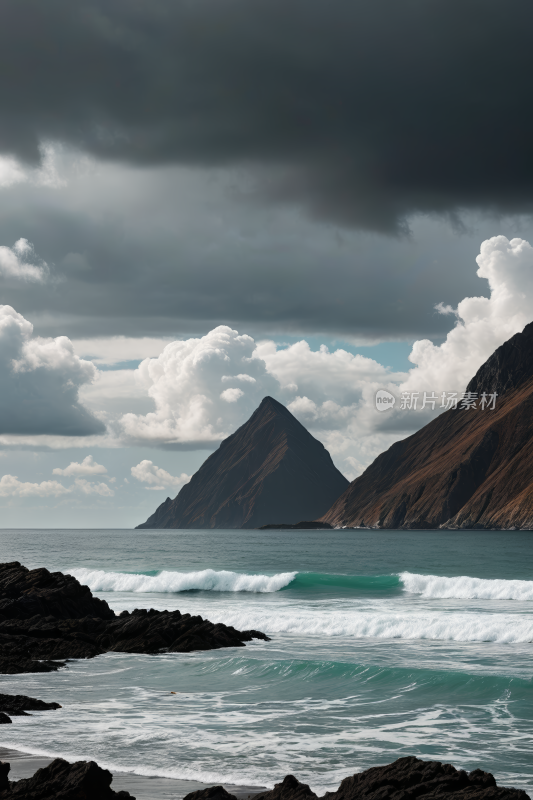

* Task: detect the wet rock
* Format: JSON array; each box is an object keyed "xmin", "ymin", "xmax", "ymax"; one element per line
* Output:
[
  {"xmin": 321, "ymin": 756, "xmax": 528, "ymax": 800},
  {"xmin": 0, "ymin": 757, "xmax": 134, "ymax": 799},
  {"xmin": 0, "ymin": 563, "xmax": 270, "ymax": 673},
  {"xmin": 0, "ymin": 714, "xmax": 11, "ymax": 725},
  {"xmin": 0, "ymin": 658, "xmax": 67, "ymax": 675},
  {"xmin": 184, "ymin": 787, "xmax": 238, "ymax": 800},
  {"xmin": 184, "ymin": 758, "xmax": 530, "ymax": 800},
  {"xmin": 0, "ymin": 763, "xmax": 8, "ymax": 791},
  {"xmin": 0, "ymin": 693, "xmax": 61, "ymax": 716},
  {"xmin": 0, "ymin": 562, "xmax": 114, "ymax": 621},
  {"xmin": 254, "ymin": 775, "xmax": 318, "ymax": 800}
]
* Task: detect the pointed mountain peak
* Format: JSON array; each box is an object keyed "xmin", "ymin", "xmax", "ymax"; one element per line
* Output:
[
  {"xmin": 137, "ymin": 397, "xmax": 348, "ymax": 530},
  {"xmin": 233, "ymin": 396, "xmax": 308, "ymax": 442},
  {"xmin": 257, "ymin": 395, "xmax": 292, "ymax": 414}
]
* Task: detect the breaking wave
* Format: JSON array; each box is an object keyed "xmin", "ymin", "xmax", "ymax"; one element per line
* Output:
[
  {"xmin": 69, "ymin": 567, "xmax": 533, "ymax": 602},
  {"xmin": 69, "ymin": 567, "xmax": 296, "ymax": 593},
  {"xmin": 211, "ymin": 608, "xmax": 533, "ymax": 643},
  {"xmin": 401, "ymin": 572, "xmax": 533, "ymax": 601}
]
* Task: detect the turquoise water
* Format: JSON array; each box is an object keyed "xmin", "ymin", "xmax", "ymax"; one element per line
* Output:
[{"xmin": 0, "ymin": 529, "xmax": 532, "ymax": 795}]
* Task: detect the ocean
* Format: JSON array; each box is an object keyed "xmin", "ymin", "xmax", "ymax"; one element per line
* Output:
[{"xmin": 0, "ymin": 528, "xmax": 532, "ymax": 796}]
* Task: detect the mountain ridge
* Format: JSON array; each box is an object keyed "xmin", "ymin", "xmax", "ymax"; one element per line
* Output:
[{"xmin": 321, "ymin": 322, "xmax": 533, "ymax": 530}]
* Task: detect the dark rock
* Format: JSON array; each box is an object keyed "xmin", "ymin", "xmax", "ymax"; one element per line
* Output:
[
  {"xmin": 0, "ymin": 562, "xmax": 113, "ymax": 621},
  {"xmin": 0, "ymin": 757, "xmax": 134, "ymax": 799},
  {"xmin": 137, "ymin": 396, "xmax": 349, "ymax": 529},
  {"xmin": 0, "ymin": 714, "xmax": 11, "ymax": 725},
  {"xmin": 0, "ymin": 693, "xmax": 61, "ymax": 716},
  {"xmin": 320, "ymin": 757, "xmax": 527, "ymax": 800},
  {"xmin": 322, "ymin": 322, "xmax": 533, "ymax": 529},
  {"xmin": 185, "ymin": 757, "xmax": 529, "ymax": 800},
  {"xmin": 0, "ymin": 563, "xmax": 270, "ymax": 673},
  {"xmin": 0, "ymin": 658, "xmax": 66, "ymax": 675},
  {"xmin": 184, "ymin": 787, "xmax": 238, "ymax": 800},
  {"xmin": 0, "ymin": 763, "xmax": 8, "ymax": 791},
  {"xmin": 254, "ymin": 775, "xmax": 318, "ymax": 800},
  {"xmin": 467, "ymin": 321, "xmax": 533, "ymax": 397}
]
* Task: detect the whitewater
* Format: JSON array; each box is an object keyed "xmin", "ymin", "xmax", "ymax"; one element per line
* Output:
[
  {"xmin": 69, "ymin": 566, "xmax": 533, "ymax": 601},
  {"xmin": 1, "ymin": 528, "xmax": 533, "ymax": 798}
]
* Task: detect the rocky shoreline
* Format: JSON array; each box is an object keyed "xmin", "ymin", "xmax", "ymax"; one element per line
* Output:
[
  {"xmin": 0, "ymin": 563, "xmax": 530, "ymax": 799},
  {"xmin": 0, "ymin": 560, "xmax": 271, "ymax": 796},
  {"xmin": 0, "ymin": 561, "xmax": 269, "ymax": 674},
  {"xmin": 183, "ymin": 758, "xmax": 530, "ymax": 800},
  {"xmin": 0, "ymin": 756, "xmax": 134, "ymax": 798},
  {"xmin": 0, "ymin": 755, "xmax": 529, "ymax": 800},
  {"xmin": 0, "ymin": 693, "xmax": 61, "ymax": 725}
]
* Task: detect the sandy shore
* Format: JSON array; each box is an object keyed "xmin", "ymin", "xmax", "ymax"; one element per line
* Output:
[{"xmin": 0, "ymin": 747, "xmax": 266, "ymax": 800}]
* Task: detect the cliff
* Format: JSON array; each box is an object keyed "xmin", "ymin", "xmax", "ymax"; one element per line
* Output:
[
  {"xmin": 321, "ymin": 322, "xmax": 533, "ymax": 530},
  {"xmin": 137, "ymin": 396, "xmax": 348, "ymax": 529}
]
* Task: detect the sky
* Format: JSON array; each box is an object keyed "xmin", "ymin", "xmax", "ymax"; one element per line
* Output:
[{"xmin": 1, "ymin": 0, "xmax": 533, "ymax": 527}]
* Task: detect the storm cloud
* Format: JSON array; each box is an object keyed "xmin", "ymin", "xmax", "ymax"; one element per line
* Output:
[
  {"xmin": 1, "ymin": 0, "xmax": 533, "ymax": 232},
  {"xmin": 0, "ymin": 162, "xmax": 490, "ymax": 341}
]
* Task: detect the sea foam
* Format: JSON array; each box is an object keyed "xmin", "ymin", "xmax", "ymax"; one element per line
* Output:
[
  {"xmin": 400, "ymin": 572, "xmax": 533, "ymax": 601},
  {"xmin": 69, "ymin": 567, "xmax": 296, "ymax": 594},
  {"xmin": 209, "ymin": 607, "xmax": 533, "ymax": 643}
]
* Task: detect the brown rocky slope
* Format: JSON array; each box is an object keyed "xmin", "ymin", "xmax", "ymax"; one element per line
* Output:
[
  {"xmin": 137, "ymin": 396, "xmax": 348, "ymax": 529},
  {"xmin": 321, "ymin": 322, "xmax": 533, "ymax": 529}
]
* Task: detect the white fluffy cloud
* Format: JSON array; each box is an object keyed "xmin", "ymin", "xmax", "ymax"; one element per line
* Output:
[
  {"xmin": 117, "ymin": 326, "xmax": 401, "ymax": 453},
  {"xmin": 19, "ymin": 234, "xmax": 530, "ymax": 481},
  {"xmin": 73, "ymin": 478, "xmax": 114, "ymax": 496},
  {"xmin": 111, "ymin": 236, "xmax": 533, "ymax": 479},
  {"xmin": 131, "ymin": 460, "xmax": 191, "ymax": 491},
  {"xmin": 0, "ymin": 239, "xmax": 47, "ymax": 282},
  {"xmin": 72, "ymin": 336, "xmax": 175, "ymax": 366},
  {"xmin": 53, "ymin": 455, "xmax": 107, "ymax": 477},
  {"xmin": 119, "ymin": 326, "xmax": 279, "ymax": 446},
  {"xmin": 0, "ymin": 475, "xmax": 70, "ymax": 498},
  {"xmin": 0, "ymin": 305, "xmax": 104, "ymax": 436},
  {"xmin": 402, "ymin": 236, "xmax": 533, "ymax": 394},
  {"xmin": 0, "ymin": 474, "xmax": 114, "ymax": 497},
  {"xmin": 220, "ymin": 387, "xmax": 244, "ymax": 402}
]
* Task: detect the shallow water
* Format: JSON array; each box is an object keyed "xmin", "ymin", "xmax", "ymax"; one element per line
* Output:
[{"xmin": 0, "ymin": 529, "xmax": 532, "ymax": 795}]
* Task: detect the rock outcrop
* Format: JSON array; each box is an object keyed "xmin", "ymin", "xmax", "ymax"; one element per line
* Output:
[
  {"xmin": 0, "ymin": 757, "xmax": 134, "ymax": 799},
  {"xmin": 0, "ymin": 562, "xmax": 269, "ymax": 674},
  {"xmin": 322, "ymin": 322, "xmax": 533, "ymax": 529},
  {"xmin": 184, "ymin": 757, "xmax": 530, "ymax": 800},
  {"xmin": 137, "ymin": 396, "xmax": 348, "ymax": 529},
  {"xmin": 0, "ymin": 693, "xmax": 61, "ymax": 718}
]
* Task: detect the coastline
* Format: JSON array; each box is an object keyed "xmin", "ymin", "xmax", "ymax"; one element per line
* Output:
[{"xmin": 0, "ymin": 747, "xmax": 266, "ymax": 800}]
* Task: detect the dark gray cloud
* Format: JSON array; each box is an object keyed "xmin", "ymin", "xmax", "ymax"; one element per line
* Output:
[
  {"xmin": 1, "ymin": 0, "xmax": 533, "ymax": 231},
  {"xmin": 0, "ymin": 162, "xmax": 492, "ymax": 340},
  {"xmin": 0, "ymin": 305, "xmax": 105, "ymax": 436}
]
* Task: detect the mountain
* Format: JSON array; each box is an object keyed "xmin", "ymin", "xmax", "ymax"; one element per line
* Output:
[
  {"xmin": 321, "ymin": 322, "xmax": 533, "ymax": 530},
  {"xmin": 137, "ymin": 396, "xmax": 349, "ymax": 529}
]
